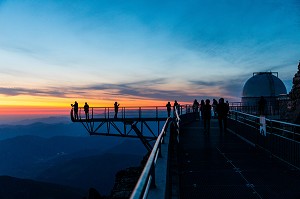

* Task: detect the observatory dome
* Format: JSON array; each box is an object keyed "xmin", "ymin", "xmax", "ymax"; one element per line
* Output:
[{"xmin": 242, "ymin": 72, "xmax": 287, "ymax": 98}]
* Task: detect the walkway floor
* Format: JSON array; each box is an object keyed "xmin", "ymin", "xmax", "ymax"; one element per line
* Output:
[{"xmin": 178, "ymin": 119, "xmax": 300, "ymax": 199}]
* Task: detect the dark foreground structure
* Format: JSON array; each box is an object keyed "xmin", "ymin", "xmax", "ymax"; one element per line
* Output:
[
  {"xmin": 179, "ymin": 119, "xmax": 300, "ymax": 199},
  {"xmin": 72, "ymin": 105, "xmax": 300, "ymax": 199}
]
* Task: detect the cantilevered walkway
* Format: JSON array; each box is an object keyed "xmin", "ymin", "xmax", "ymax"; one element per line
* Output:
[
  {"xmin": 71, "ymin": 106, "xmax": 300, "ymax": 198},
  {"xmin": 178, "ymin": 119, "xmax": 300, "ymax": 199}
]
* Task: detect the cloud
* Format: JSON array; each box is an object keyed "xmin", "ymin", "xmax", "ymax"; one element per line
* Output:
[
  {"xmin": 0, "ymin": 75, "xmax": 248, "ymax": 103},
  {"xmin": 0, "ymin": 87, "xmax": 67, "ymax": 97},
  {"xmin": 0, "ymin": 78, "xmax": 187, "ymax": 101},
  {"xmin": 0, "ymin": 1, "xmax": 298, "ymax": 105},
  {"xmin": 80, "ymin": 79, "xmax": 191, "ymax": 101},
  {"xmin": 189, "ymin": 80, "xmax": 223, "ymax": 87},
  {"xmin": 189, "ymin": 75, "xmax": 249, "ymax": 100}
]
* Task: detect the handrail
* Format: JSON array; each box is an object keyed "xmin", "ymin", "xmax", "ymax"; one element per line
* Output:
[
  {"xmin": 174, "ymin": 107, "xmax": 180, "ymax": 128},
  {"xmin": 71, "ymin": 105, "xmax": 192, "ymax": 121},
  {"xmin": 229, "ymin": 110, "xmax": 300, "ymax": 129},
  {"xmin": 130, "ymin": 117, "xmax": 171, "ymax": 199},
  {"xmin": 71, "ymin": 106, "xmax": 170, "ymax": 121},
  {"xmin": 228, "ymin": 110, "xmax": 300, "ymax": 169}
]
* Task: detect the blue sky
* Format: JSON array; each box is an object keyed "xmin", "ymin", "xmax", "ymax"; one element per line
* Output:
[{"xmin": 0, "ymin": 0, "xmax": 299, "ymax": 105}]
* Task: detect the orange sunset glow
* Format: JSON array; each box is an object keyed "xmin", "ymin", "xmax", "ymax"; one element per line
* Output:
[{"xmin": 0, "ymin": 94, "xmax": 191, "ymax": 118}]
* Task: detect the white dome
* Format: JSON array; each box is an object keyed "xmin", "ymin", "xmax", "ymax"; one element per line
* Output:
[{"xmin": 242, "ymin": 72, "xmax": 287, "ymax": 98}]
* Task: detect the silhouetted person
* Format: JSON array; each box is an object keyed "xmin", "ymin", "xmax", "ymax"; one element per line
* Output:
[
  {"xmin": 173, "ymin": 100, "xmax": 179, "ymax": 116},
  {"xmin": 73, "ymin": 101, "xmax": 78, "ymax": 120},
  {"xmin": 114, "ymin": 102, "xmax": 120, "ymax": 118},
  {"xmin": 200, "ymin": 99, "xmax": 205, "ymax": 120},
  {"xmin": 84, "ymin": 102, "xmax": 89, "ymax": 119},
  {"xmin": 216, "ymin": 98, "xmax": 229, "ymax": 133},
  {"xmin": 258, "ymin": 96, "xmax": 267, "ymax": 115},
  {"xmin": 166, "ymin": 101, "xmax": 172, "ymax": 117},
  {"xmin": 193, "ymin": 99, "xmax": 199, "ymax": 113},
  {"xmin": 203, "ymin": 99, "xmax": 211, "ymax": 134},
  {"xmin": 212, "ymin": 99, "xmax": 218, "ymax": 118}
]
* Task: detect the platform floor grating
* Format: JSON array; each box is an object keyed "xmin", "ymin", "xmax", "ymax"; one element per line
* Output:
[{"xmin": 178, "ymin": 119, "xmax": 300, "ymax": 199}]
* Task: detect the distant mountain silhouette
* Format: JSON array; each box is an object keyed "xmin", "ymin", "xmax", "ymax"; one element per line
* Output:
[
  {"xmin": 0, "ymin": 121, "xmax": 149, "ymax": 196},
  {"xmin": 36, "ymin": 139, "xmax": 146, "ymax": 195},
  {"xmin": 0, "ymin": 175, "xmax": 85, "ymax": 199},
  {"xmin": 2, "ymin": 116, "xmax": 71, "ymax": 125},
  {"xmin": 0, "ymin": 122, "xmax": 86, "ymax": 140},
  {"xmin": 0, "ymin": 133, "xmax": 147, "ymax": 195},
  {"xmin": 0, "ymin": 135, "xmax": 123, "ymax": 178}
]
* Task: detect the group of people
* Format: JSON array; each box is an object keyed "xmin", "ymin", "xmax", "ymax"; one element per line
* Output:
[
  {"xmin": 166, "ymin": 98, "xmax": 230, "ymax": 134},
  {"xmin": 72, "ymin": 99, "xmax": 229, "ymax": 134},
  {"xmin": 71, "ymin": 101, "xmax": 90, "ymax": 120},
  {"xmin": 71, "ymin": 101, "xmax": 120, "ymax": 120},
  {"xmin": 200, "ymin": 98, "xmax": 229, "ymax": 134},
  {"xmin": 166, "ymin": 100, "xmax": 180, "ymax": 117}
]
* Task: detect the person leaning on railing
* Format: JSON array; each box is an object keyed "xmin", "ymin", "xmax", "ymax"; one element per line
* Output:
[{"xmin": 71, "ymin": 101, "xmax": 79, "ymax": 120}]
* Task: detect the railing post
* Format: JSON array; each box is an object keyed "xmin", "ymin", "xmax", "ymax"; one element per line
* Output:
[
  {"xmin": 139, "ymin": 107, "xmax": 141, "ymax": 119},
  {"xmin": 270, "ymin": 120, "xmax": 273, "ymax": 154},
  {"xmin": 158, "ymin": 141, "xmax": 163, "ymax": 157},
  {"xmin": 108, "ymin": 107, "xmax": 110, "ymax": 119},
  {"xmin": 161, "ymin": 130, "xmax": 165, "ymax": 144},
  {"xmin": 150, "ymin": 162, "xmax": 156, "ymax": 188},
  {"xmin": 92, "ymin": 108, "xmax": 94, "ymax": 119},
  {"xmin": 156, "ymin": 107, "xmax": 158, "ymax": 119}
]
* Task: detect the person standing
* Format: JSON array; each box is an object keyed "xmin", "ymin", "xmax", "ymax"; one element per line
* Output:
[
  {"xmin": 258, "ymin": 96, "xmax": 267, "ymax": 115},
  {"xmin": 166, "ymin": 101, "xmax": 172, "ymax": 117},
  {"xmin": 216, "ymin": 98, "xmax": 229, "ymax": 133},
  {"xmin": 193, "ymin": 99, "xmax": 199, "ymax": 113},
  {"xmin": 200, "ymin": 100, "xmax": 205, "ymax": 120},
  {"xmin": 212, "ymin": 99, "xmax": 218, "ymax": 118},
  {"xmin": 84, "ymin": 102, "xmax": 89, "ymax": 119},
  {"xmin": 114, "ymin": 102, "xmax": 120, "ymax": 118},
  {"xmin": 73, "ymin": 101, "xmax": 79, "ymax": 120},
  {"xmin": 203, "ymin": 99, "xmax": 212, "ymax": 134},
  {"xmin": 173, "ymin": 100, "xmax": 179, "ymax": 116}
]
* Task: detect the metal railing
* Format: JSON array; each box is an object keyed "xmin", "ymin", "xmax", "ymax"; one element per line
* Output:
[
  {"xmin": 130, "ymin": 117, "xmax": 172, "ymax": 199},
  {"xmin": 228, "ymin": 110, "xmax": 300, "ymax": 169},
  {"xmin": 71, "ymin": 105, "xmax": 195, "ymax": 121},
  {"xmin": 71, "ymin": 106, "xmax": 169, "ymax": 120}
]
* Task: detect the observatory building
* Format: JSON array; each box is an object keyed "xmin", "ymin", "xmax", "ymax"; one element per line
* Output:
[{"xmin": 242, "ymin": 72, "xmax": 287, "ymax": 109}]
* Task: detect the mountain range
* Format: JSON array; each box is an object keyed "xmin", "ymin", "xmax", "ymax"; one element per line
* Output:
[{"xmin": 0, "ymin": 118, "xmax": 148, "ymax": 197}]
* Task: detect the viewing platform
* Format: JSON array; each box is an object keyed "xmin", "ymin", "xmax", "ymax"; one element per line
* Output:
[
  {"xmin": 70, "ymin": 106, "xmax": 172, "ymax": 122},
  {"xmin": 179, "ymin": 119, "xmax": 300, "ymax": 199},
  {"xmin": 70, "ymin": 105, "xmax": 300, "ymax": 198}
]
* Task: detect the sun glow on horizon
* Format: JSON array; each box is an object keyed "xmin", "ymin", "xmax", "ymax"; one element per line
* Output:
[{"xmin": 0, "ymin": 94, "xmax": 194, "ymax": 119}]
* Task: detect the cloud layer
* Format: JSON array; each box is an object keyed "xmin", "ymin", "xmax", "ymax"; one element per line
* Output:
[{"xmin": 0, "ymin": 0, "xmax": 299, "ymax": 105}]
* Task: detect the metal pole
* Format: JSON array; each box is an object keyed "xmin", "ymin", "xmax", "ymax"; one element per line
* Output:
[
  {"xmin": 139, "ymin": 107, "xmax": 141, "ymax": 119},
  {"xmin": 150, "ymin": 162, "xmax": 156, "ymax": 188}
]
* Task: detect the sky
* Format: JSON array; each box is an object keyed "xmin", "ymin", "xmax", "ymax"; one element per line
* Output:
[{"xmin": 0, "ymin": 0, "xmax": 299, "ymax": 121}]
